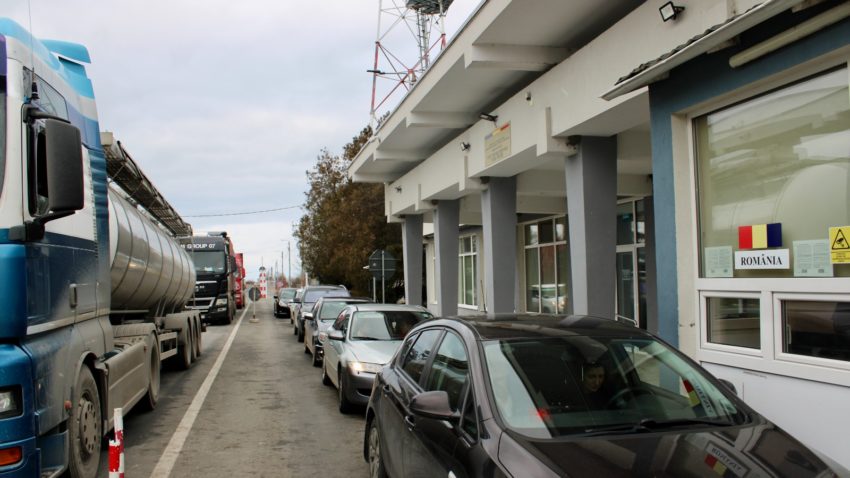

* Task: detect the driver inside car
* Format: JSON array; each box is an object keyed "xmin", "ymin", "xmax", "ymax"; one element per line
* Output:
[{"xmin": 581, "ymin": 362, "xmax": 610, "ymax": 409}]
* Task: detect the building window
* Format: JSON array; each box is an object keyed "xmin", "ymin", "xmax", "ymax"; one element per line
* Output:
[
  {"xmin": 694, "ymin": 67, "xmax": 850, "ymax": 279},
  {"xmin": 707, "ymin": 297, "xmax": 760, "ymax": 349},
  {"xmin": 458, "ymin": 235, "xmax": 477, "ymax": 307},
  {"xmin": 523, "ymin": 217, "xmax": 568, "ymax": 313},
  {"xmin": 783, "ymin": 300, "xmax": 850, "ymax": 363}
]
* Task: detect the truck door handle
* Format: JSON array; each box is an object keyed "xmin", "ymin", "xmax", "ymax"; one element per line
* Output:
[{"xmin": 404, "ymin": 415, "xmax": 416, "ymax": 429}]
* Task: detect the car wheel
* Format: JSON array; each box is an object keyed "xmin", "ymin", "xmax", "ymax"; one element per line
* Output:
[
  {"xmin": 367, "ymin": 419, "xmax": 388, "ymax": 478},
  {"xmin": 338, "ymin": 371, "xmax": 354, "ymax": 414},
  {"xmin": 304, "ymin": 341, "xmax": 311, "ymax": 354},
  {"xmin": 321, "ymin": 362, "xmax": 332, "ymax": 386},
  {"xmin": 311, "ymin": 346, "xmax": 321, "ymax": 367},
  {"xmin": 298, "ymin": 326, "xmax": 305, "ymax": 343}
]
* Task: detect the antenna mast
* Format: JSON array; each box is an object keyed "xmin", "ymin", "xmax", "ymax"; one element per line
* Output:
[{"xmin": 369, "ymin": 0, "xmax": 454, "ymax": 129}]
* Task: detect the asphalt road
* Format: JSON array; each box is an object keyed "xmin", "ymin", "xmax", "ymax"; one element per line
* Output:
[{"xmin": 97, "ymin": 299, "xmax": 369, "ymax": 478}]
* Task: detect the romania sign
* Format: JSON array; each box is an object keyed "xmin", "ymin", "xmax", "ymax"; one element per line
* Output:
[{"xmin": 735, "ymin": 223, "xmax": 788, "ymax": 270}]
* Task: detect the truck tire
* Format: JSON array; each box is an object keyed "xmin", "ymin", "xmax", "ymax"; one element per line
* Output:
[
  {"xmin": 193, "ymin": 317, "xmax": 202, "ymax": 358},
  {"xmin": 139, "ymin": 333, "xmax": 161, "ymax": 411},
  {"xmin": 176, "ymin": 321, "xmax": 194, "ymax": 370},
  {"xmin": 226, "ymin": 305, "xmax": 234, "ymax": 325},
  {"xmin": 69, "ymin": 366, "xmax": 101, "ymax": 478}
]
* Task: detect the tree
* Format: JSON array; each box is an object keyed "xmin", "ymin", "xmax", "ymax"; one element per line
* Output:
[{"xmin": 295, "ymin": 126, "xmax": 403, "ymax": 299}]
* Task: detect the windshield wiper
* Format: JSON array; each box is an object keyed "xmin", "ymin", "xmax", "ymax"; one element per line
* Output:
[
  {"xmin": 583, "ymin": 418, "xmax": 732, "ymax": 437},
  {"xmin": 352, "ymin": 336, "xmax": 382, "ymax": 341}
]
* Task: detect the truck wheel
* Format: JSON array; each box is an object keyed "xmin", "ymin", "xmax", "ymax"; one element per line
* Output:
[
  {"xmin": 226, "ymin": 305, "xmax": 234, "ymax": 325},
  {"xmin": 193, "ymin": 318, "xmax": 202, "ymax": 358},
  {"xmin": 69, "ymin": 367, "xmax": 101, "ymax": 478},
  {"xmin": 139, "ymin": 333, "xmax": 161, "ymax": 411},
  {"xmin": 177, "ymin": 323, "xmax": 193, "ymax": 370}
]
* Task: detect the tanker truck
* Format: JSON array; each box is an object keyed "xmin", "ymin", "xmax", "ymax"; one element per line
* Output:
[{"xmin": 0, "ymin": 20, "xmax": 202, "ymax": 478}]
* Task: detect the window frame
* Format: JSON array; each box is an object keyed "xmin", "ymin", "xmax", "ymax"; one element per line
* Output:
[
  {"xmin": 458, "ymin": 234, "xmax": 478, "ymax": 308},
  {"xmin": 519, "ymin": 215, "xmax": 569, "ymax": 314}
]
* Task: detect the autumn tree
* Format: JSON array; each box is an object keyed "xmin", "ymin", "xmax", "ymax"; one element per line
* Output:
[{"xmin": 295, "ymin": 126, "xmax": 403, "ymax": 299}]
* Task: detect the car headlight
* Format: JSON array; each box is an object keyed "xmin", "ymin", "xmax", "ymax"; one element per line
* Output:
[
  {"xmin": 318, "ymin": 331, "xmax": 328, "ymax": 343},
  {"xmin": 0, "ymin": 388, "xmax": 22, "ymax": 418},
  {"xmin": 214, "ymin": 297, "xmax": 228, "ymax": 306},
  {"xmin": 349, "ymin": 362, "xmax": 383, "ymax": 374}
]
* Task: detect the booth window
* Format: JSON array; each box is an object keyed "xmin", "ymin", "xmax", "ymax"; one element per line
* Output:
[
  {"xmin": 458, "ymin": 235, "xmax": 478, "ymax": 307},
  {"xmin": 694, "ymin": 67, "xmax": 850, "ymax": 279},
  {"xmin": 523, "ymin": 217, "xmax": 568, "ymax": 313},
  {"xmin": 707, "ymin": 297, "xmax": 760, "ymax": 349},
  {"xmin": 783, "ymin": 300, "xmax": 850, "ymax": 363}
]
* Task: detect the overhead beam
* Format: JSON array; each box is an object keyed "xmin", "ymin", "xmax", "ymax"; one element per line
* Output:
[
  {"xmin": 351, "ymin": 173, "xmax": 396, "ymax": 183},
  {"xmin": 465, "ymin": 44, "xmax": 569, "ymax": 71},
  {"xmin": 516, "ymin": 195, "xmax": 567, "ymax": 215},
  {"xmin": 373, "ymin": 149, "xmax": 425, "ymax": 163},
  {"xmin": 406, "ymin": 112, "xmax": 476, "ymax": 129}
]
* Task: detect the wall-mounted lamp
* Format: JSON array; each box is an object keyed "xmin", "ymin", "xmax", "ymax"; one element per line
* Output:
[
  {"xmin": 479, "ymin": 113, "xmax": 498, "ymax": 124},
  {"xmin": 659, "ymin": 2, "xmax": 685, "ymax": 22},
  {"xmin": 525, "ymin": 91, "xmax": 533, "ymax": 105},
  {"xmin": 460, "ymin": 141, "xmax": 471, "ymax": 152},
  {"xmin": 395, "ymin": 186, "xmax": 402, "ymax": 193}
]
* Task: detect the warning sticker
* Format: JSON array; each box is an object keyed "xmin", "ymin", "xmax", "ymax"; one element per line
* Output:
[{"xmin": 829, "ymin": 226, "xmax": 850, "ymax": 264}]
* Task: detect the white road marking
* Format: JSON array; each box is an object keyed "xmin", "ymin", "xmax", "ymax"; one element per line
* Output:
[{"xmin": 149, "ymin": 307, "xmax": 250, "ymax": 478}]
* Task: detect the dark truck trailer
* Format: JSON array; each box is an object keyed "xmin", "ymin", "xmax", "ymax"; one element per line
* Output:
[{"xmin": 182, "ymin": 232, "xmax": 238, "ymax": 324}]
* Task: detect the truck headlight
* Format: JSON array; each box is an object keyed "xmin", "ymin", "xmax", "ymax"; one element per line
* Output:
[
  {"xmin": 349, "ymin": 362, "xmax": 382, "ymax": 374},
  {"xmin": 214, "ymin": 297, "xmax": 228, "ymax": 306},
  {"xmin": 0, "ymin": 388, "xmax": 22, "ymax": 418}
]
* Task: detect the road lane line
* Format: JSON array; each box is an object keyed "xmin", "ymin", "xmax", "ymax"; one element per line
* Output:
[{"xmin": 149, "ymin": 306, "xmax": 251, "ymax": 478}]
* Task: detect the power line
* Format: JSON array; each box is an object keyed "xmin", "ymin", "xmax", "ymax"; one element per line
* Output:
[{"xmin": 184, "ymin": 205, "xmax": 301, "ymax": 218}]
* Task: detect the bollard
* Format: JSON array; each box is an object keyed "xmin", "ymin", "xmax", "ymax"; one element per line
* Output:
[{"xmin": 111, "ymin": 408, "xmax": 125, "ymax": 478}]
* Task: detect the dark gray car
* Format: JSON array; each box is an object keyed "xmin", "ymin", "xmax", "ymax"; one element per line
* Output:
[
  {"xmin": 274, "ymin": 287, "xmax": 297, "ymax": 318},
  {"xmin": 304, "ymin": 297, "xmax": 371, "ymax": 366},
  {"xmin": 322, "ymin": 304, "xmax": 433, "ymax": 413},
  {"xmin": 293, "ymin": 285, "xmax": 349, "ymax": 342}
]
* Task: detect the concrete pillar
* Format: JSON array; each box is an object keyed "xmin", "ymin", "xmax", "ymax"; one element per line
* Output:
[
  {"xmin": 434, "ymin": 200, "xmax": 459, "ymax": 316},
  {"xmin": 402, "ymin": 215, "xmax": 424, "ymax": 306},
  {"xmin": 565, "ymin": 136, "xmax": 617, "ymax": 318},
  {"xmin": 644, "ymin": 197, "xmax": 658, "ymax": 333},
  {"xmin": 481, "ymin": 177, "xmax": 517, "ymax": 314}
]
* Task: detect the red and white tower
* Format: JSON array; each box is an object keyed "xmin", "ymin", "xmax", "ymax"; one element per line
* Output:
[
  {"xmin": 258, "ymin": 266, "xmax": 268, "ymax": 299},
  {"xmin": 369, "ymin": 0, "xmax": 454, "ymax": 128}
]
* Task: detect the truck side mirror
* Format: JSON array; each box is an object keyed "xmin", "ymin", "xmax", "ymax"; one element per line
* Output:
[{"xmin": 44, "ymin": 119, "xmax": 84, "ymax": 214}]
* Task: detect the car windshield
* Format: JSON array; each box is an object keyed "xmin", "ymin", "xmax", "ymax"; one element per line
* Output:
[
  {"xmin": 280, "ymin": 289, "xmax": 297, "ymax": 300},
  {"xmin": 350, "ymin": 311, "xmax": 432, "ymax": 340},
  {"xmin": 483, "ymin": 336, "xmax": 745, "ymax": 439},
  {"xmin": 319, "ymin": 301, "xmax": 353, "ymax": 320},
  {"xmin": 305, "ymin": 289, "xmax": 348, "ymax": 303},
  {"xmin": 191, "ymin": 251, "xmax": 226, "ymax": 274}
]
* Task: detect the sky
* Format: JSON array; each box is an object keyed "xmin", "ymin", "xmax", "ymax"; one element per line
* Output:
[{"xmin": 3, "ymin": 0, "xmax": 481, "ymax": 281}]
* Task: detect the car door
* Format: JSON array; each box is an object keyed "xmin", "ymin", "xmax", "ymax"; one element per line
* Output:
[
  {"xmin": 379, "ymin": 329, "xmax": 444, "ymax": 478},
  {"xmin": 325, "ymin": 309, "xmax": 351, "ymax": 386},
  {"xmin": 403, "ymin": 331, "xmax": 471, "ymax": 478}
]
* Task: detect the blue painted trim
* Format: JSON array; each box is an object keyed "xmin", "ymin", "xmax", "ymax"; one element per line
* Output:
[
  {"xmin": 0, "ymin": 18, "xmax": 94, "ymax": 99},
  {"xmin": 0, "ymin": 245, "xmax": 27, "ymax": 338},
  {"xmin": 0, "ymin": 345, "xmax": 36, "ymax": 444},
  {"xmin": 0, "ymin": 34, "xmax": 7, "ymax": 77},
  {"xmin": 40, "ymin": 39, "xmax": 90, "ymax": 64},
  {"xmin": 648, "ymin": 11, "xmax": 850, "ymax": 347}
]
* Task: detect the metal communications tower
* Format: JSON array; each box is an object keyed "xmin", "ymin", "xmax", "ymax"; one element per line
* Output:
[{"xmin": 369, "ymin": 0, "xmax": 454, "ymax": 128}]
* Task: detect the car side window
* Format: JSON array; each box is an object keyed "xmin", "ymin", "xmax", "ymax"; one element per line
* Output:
[
  {"xmin": 424, "ymin": 332, "xmax": 469, "ymax": 411},
  {"xmin": 400, "ymin": 329, "xmax": 443, "ymax": 385},
  {"xmin": 333, "ymin": 310, "xmax": 350, "ymax": 332}
]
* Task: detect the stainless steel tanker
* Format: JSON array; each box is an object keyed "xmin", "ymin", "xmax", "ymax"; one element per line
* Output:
[{"xmin": 107, "ymin": 188, "xmax": 196, "ymax": 315}]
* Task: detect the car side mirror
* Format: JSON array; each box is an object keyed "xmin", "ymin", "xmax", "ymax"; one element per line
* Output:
[
  {"xmin": 328, "ymin": 329, "xmax": 345, "ymax": 341},
  {"xmin": 718, "ymin": 379, "xmax": 738, "ymax": 396},
  {"xmin": 304, "ymin": 312, "xmax": 313, "ymax": 320},
  {"xmin": 410, "ymin": 391, "xmax": 458, "ymax": 421}
]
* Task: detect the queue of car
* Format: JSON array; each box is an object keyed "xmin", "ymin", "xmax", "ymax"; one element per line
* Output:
[{"xmin": 275, "ymin": 288, "xmax": 849, "ymax": 477}]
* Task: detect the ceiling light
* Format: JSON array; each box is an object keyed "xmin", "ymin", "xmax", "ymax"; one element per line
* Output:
[
  {"xmin": 659, "ymin": 2, "xmax": 684, "ymax": 22},
  {"xmin": 460, "ymin": 142, "xmax": 470, "ymax": 152},
  {"xmin": 479, "ymin": 113, "xmax": 498, "ymax": 123}
]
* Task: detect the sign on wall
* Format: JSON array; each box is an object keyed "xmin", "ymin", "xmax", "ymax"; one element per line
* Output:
[
  {"xmin": 829, "ymin": 226, "xmax": 850, "ymax": 264},
  {"xmin": 734, "ymin": 249, "xmax": 790, "ymax": 270},
  {"xmin": 484, "ymin": 122, "xmax": 511, "ymax": 167}
]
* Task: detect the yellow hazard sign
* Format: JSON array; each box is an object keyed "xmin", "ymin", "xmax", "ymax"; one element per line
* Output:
[{"xmin": 829, "ymin": 226, "xmax": 850, "ymax": 264}]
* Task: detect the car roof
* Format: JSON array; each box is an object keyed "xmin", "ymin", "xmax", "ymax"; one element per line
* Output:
[
  {"xmin": 318, "ymin": 297, "xmax": 370, "ymax": 304},
  {"xmin": 427, "ymin": 314, "xmax": 653, "ymax": 341},
  {"xmin": 347, "ymin": 304, "xmax": 430, "ymax": 313},
  {"xmin": 305, "ymin": 285, "xmax": 346, "ymax": 290}
]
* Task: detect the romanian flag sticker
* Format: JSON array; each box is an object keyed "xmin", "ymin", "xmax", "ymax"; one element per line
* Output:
[
  {"xmin": 738, "ymin": 223, "xmax": 781, "ymax": 249},
  {"xmin": 683, "ymin": 379, "xmax": 701, "ymax": 407}
]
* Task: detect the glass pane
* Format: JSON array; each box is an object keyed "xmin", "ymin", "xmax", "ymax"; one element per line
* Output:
[
  {"xmin": 539, "ymin": 220, "xmax": 554, "ymax": 244},
  {"xmin": 783, "ymin": 300, "xmax": 850, "ymax": 362},
  {"xmin": 401, "ymin": 329, "xmax": 443, "ymax": 384},
  {"xmin": 540, "ymin": 246, "xmax": 556, "ymax": 313},
  {"xmin": 707, "ymin": 297, "xmax": 760, "ymax": 349},
  {"xmin": 525, "ymin": 224, "xmax": 539, "ymax": 245},
  {"xmin": 555, "ymin": 217, "xmax": 567, "ymax": 242},
  {"xmin": 471, "ymin": 254, "xmax": 478, "ymax": 305},
  {"xmin": 556, "ymin": 244, "xmax": 569, "ymax": 314},
  {"xmin": 635, "ymin": 199, "xmax": 646, "ymax": 244},
  {"xmin": 525, "ymin": 248, "xmax": 540, "ymax": 313},
  {"xmin": 463, "ymin": 256, "xmax": 475, "ymax": 305},
  {"xmin": 617, "ymin": 203, "xmax": 634, "ymax": 245},
  {"xmin": 637, "ymin": 248, "xmax": 647, "ymax": 329},
  {"xmin": 616, "ymin": 252, "xmax": 635, "ymax": 320},
  {"xmin": 425, "ymin": 333, "xmax": 469, "ymax": 411},
  {"xmin": 696, "ymin": 67, "xmax": 850, "ymax": 278}
]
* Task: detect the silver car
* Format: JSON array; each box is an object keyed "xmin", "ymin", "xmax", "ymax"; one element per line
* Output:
[
  {"xmin": 304, "ymin": 297, "xmax": 371, "ymax": 366},
  {"xmin": 322, "ymin": 304, "xmax": 433, "ymax": 413}
]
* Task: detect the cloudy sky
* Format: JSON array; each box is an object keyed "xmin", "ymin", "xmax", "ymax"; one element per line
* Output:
[{"xmin": 4, "ymin": 0, "xmax": 480, "ymax": 281}]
